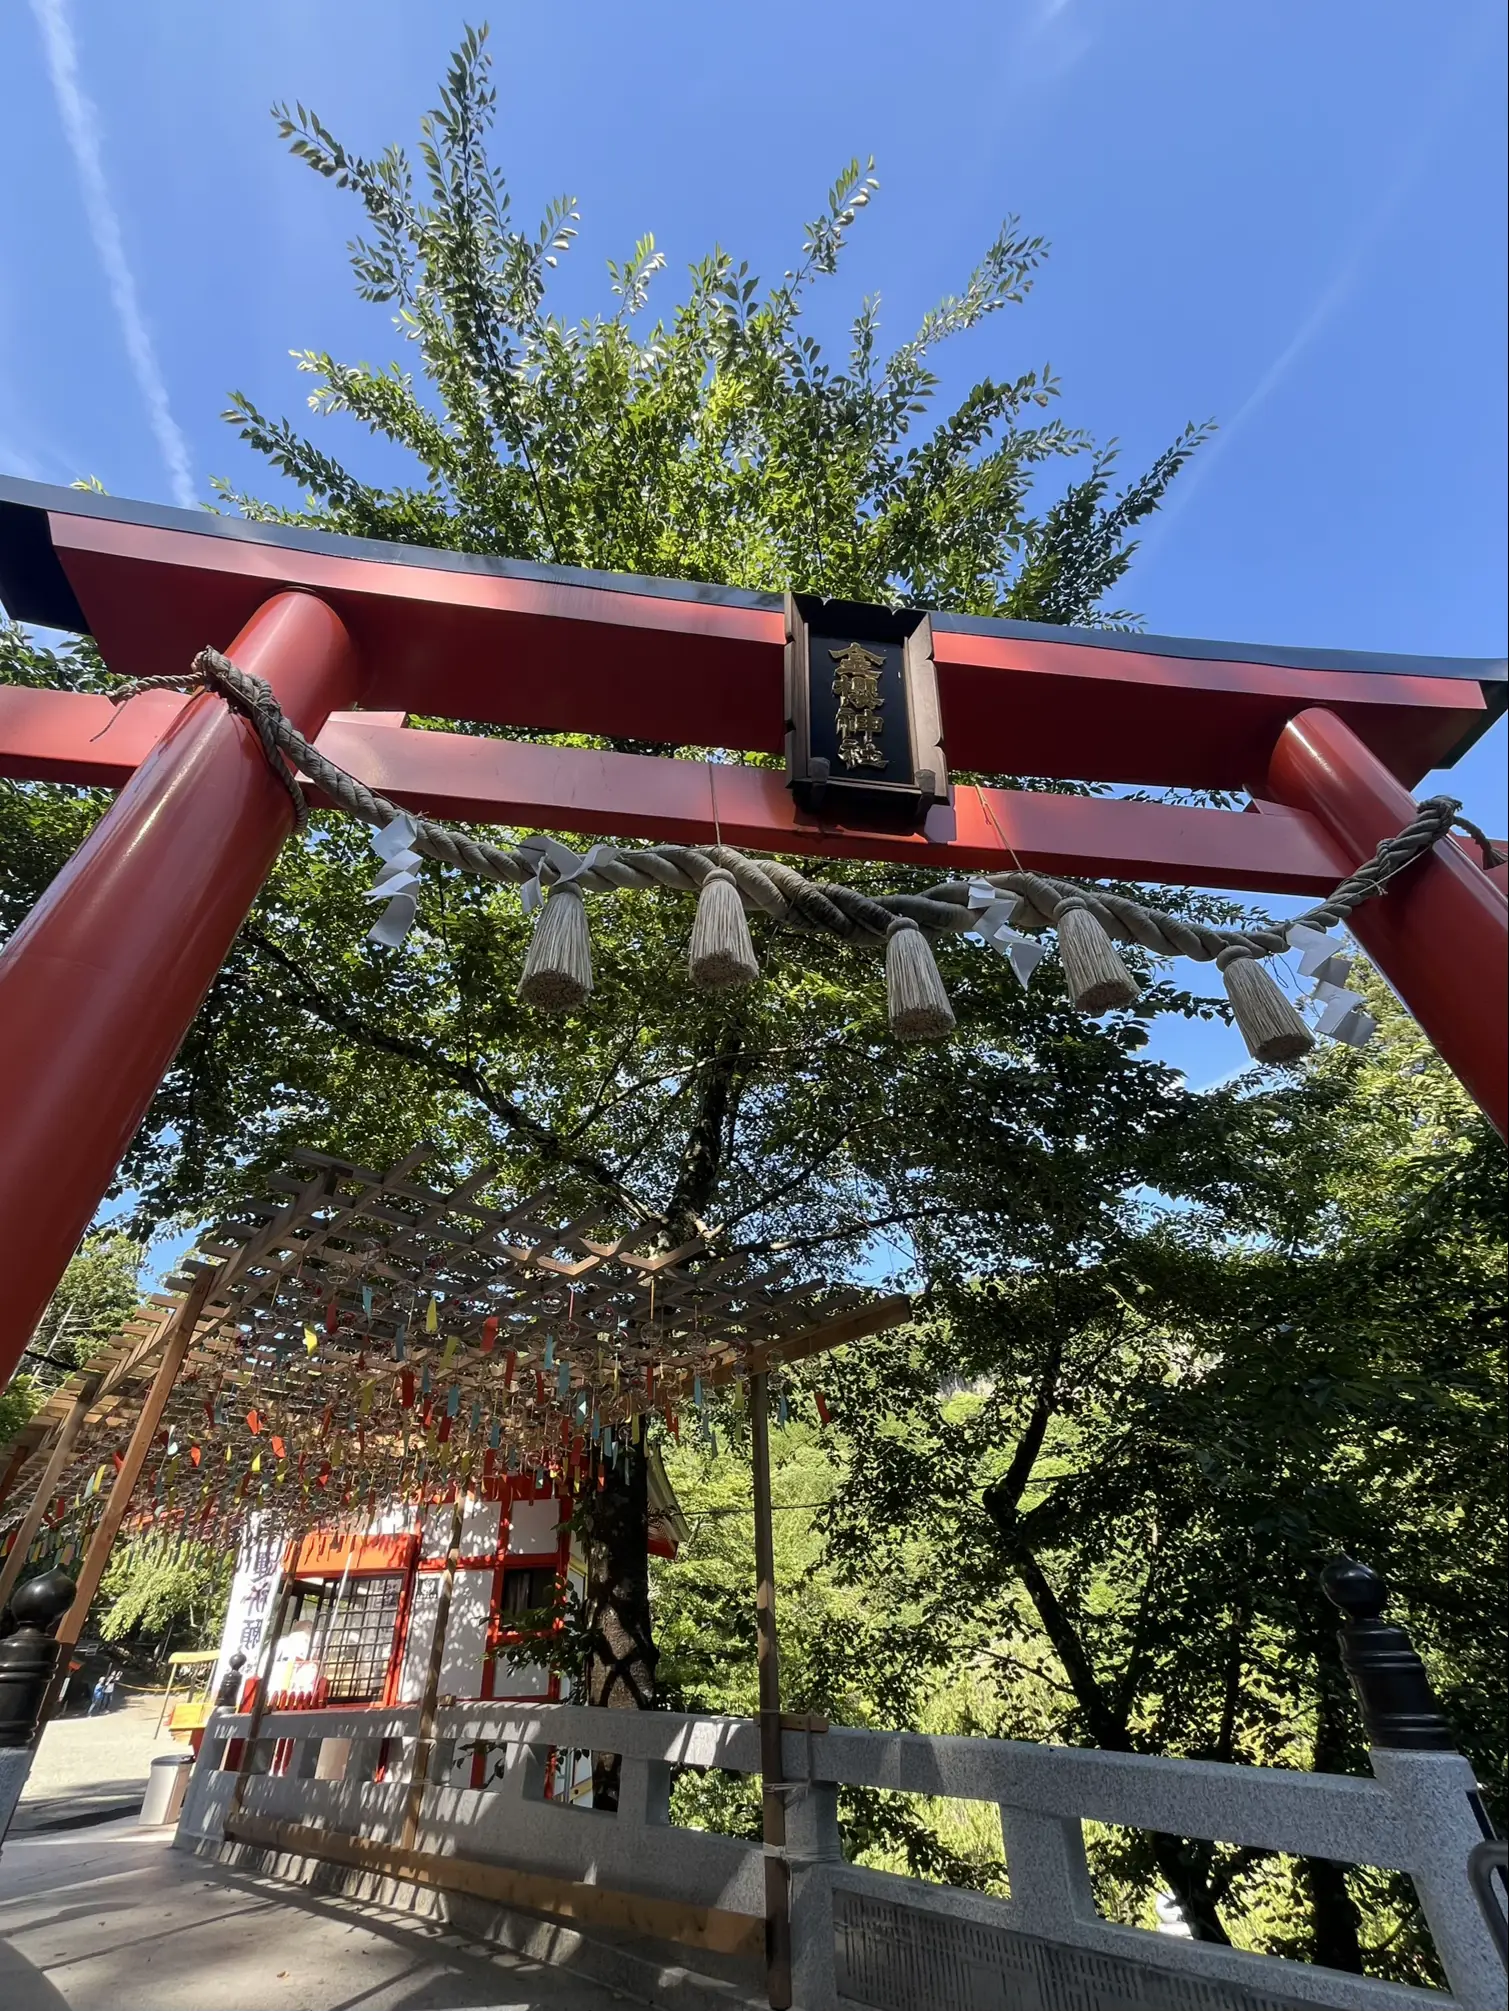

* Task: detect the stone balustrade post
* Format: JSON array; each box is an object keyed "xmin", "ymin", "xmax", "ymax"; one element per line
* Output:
[{"xmin": 1324, "ymin": 1557, "xmax": 1505, "ymax": 2007}]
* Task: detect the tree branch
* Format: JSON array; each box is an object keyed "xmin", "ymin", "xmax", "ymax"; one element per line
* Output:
[{"xmin": 242, "ymin": 924, "xmax": 653, "ymax": 1220}]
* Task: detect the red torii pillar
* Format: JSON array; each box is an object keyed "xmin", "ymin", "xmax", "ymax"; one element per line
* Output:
[
  {"xmin": 0, "ymin": 592, "xmax": 360, "ymax": 1370},
  {"xmin": 1267, "ymin": 709, "xmax": 1508, "ymax": 1135}
]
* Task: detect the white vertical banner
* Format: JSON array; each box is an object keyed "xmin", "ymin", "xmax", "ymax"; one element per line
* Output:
[{"xmin": 212, "ymin": 1512, "xmax": 283, "ymax": 1698}]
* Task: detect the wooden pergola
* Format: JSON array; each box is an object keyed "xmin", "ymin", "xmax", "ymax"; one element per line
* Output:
[
  {"xmin": 0, "ymin": 1144, "xmax": 907, "ymax": 1702},
  {"xmin": 2, "ymin": 1150, "xmax": 906, "ymax": 1576}
]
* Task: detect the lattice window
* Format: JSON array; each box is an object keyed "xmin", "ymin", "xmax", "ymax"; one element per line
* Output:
[{"xmin": 284, "ymin": 1574, "xmax": 404, "ymax": 1703}]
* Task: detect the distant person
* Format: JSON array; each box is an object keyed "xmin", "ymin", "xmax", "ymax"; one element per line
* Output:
[{"xmin": 87, "ymin": 1666, "xmax": 120, "ymax": 1715}]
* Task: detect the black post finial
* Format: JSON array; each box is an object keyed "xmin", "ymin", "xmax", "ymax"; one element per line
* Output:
[
  {"xmin": 0, "ymin": 1568, "xmax": 76, "ymax": 1750},
  {"xmin": 214, "ymin": 1650, "xmax": 247, "ymax": 1709},
  {"xmin": 1321, "ymin": 1555, "xmax": 1456, "ymax": 1752}
]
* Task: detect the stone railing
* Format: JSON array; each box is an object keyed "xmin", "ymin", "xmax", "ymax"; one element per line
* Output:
[{"xmin": 178, "ymin": 1697, "xmax": 1503, "ymax": 2011}]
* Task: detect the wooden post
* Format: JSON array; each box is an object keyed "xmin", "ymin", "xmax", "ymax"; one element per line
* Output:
[
  {"xmin": 228, "ymin": 1557, "xmax": 297, "ymax": 1817},
  {"xmin": 749, "ymin": 1370, "xmax": 793, "ymax": 2011},
  {"xmin": 39, "ymin": 1271, "xmax": 212, "ymax": 1719},
  {"xmin": 0, "ymin": 1376, "xmax": 100, "ymax": 1613},
  {"xmin": 1267, "ymin": 707, "xmax": 1508, "ymax": 1140},
  {"xmin": 0, "ymin": 1444, "xmax": 32, "ymax": 1520},
  {"xmin": 400, "ymin": 1483, "xmax": 468, "ymax": 1850}
]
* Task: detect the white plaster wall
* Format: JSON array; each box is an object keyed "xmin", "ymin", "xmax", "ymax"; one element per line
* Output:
[
  {"xmin": 396, "ymin": 1572, "xmax": 443, "ymax": 1702},
  {"xmin": 506, "ymin": 1498, "xmax": 562, "ymax": 1555},
  {"xmin": 439, "ymin": 1568, "xmax": 493, "ymax": 1697}
]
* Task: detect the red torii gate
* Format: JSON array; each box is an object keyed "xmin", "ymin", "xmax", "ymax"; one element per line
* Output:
[{"xmin": 0, "ymin": 475, "xmax": 1504, "ymax": 1377}]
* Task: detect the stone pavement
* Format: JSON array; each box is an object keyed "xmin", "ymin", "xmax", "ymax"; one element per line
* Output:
[
  {"xmin": 11, "ymin": 1689, "xmax": 180, "ymax": 1833},
  {"xmin": 0, "ymin": 1819, "xmax": 633, "ymax": 2011}
]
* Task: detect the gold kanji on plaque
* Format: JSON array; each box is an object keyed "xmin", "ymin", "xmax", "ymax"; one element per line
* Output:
[{"xmin": 829, "ymin": 642, "xmax": 888, "ymax": 769}]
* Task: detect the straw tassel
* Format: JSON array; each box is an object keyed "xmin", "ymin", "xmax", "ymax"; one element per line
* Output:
[
  {"xmin": 1217, "ymin": 946, "xmax": 1315, "ymax": 1063},
  {"xmin": 885, "ymin": 918, "xmax": 955, "ymax": 1041},
  {"xmin": 518, "ymin": 883, "xmax": 593, "ymax": 1010},
  {"xmin": 1053, "ymin": 897, "xmax": 1141, "ymax": 1013},
  {"xmin": 688, "ymin": 868, "xmax": 760, "ymax": 991}
]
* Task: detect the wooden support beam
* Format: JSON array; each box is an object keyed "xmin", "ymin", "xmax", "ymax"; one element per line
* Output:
[
  {"xmin": 0, "ymin": 687, "xmax": 1369, "ymax": 895},
  {"xmin": 697, "ymin": 1294, "xmax": 912, "ymax": 1394},
  {"xmin": 747, "ymin": 1294, "xmax": 912, "ymax": 1377},
  {"xmin": 222, "ymin": 1812, "xmax": 765, "ymax": 1959},
  {"xmin": 0, "ymin": 1444, "xmax": 31, "ymax": 1521},
  {"xmin": 41, "ymin": 1270, "xmax": 215, "ymax": 1712},
  {"xmin": 228, "ymin": 1560, "xmax": 297, "ymax": 1816},
  {"xmin": 400, "ymin": 1484, "xmax": 468, "ymax": 1850},
  {"xmin": 0, "ymin": 1309, "xmax": 169, "ymax": 1498},
  {"xmin": 0, "ymin": 1376, "xmax": 100, "ymax": 1613},
  {"xmin": 749, "ymin": 1368, "xmax": 793, "ymax": 2011}
]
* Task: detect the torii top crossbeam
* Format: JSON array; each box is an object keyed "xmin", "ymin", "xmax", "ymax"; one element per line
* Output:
[{"xmin": 0, "ymin": 475, "xmax": 1504, "ymax": 1376}]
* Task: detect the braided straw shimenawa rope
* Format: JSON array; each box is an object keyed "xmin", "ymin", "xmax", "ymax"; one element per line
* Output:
[{"xmin": 107, "ymin": 648, "xmax": 1502, "ymax": 1060}]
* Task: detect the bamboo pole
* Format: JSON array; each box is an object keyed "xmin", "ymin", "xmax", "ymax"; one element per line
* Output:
[
  {"xmin": 749, "ymin": 1369, "xmax": 793, "ymax": 2011},
  {"xmin": 400, "ymin": 1483, "xmax": 469, "ymax": 1850},
  {"xmin": 39, "ymin": 1270, "xmax": 213, "ymax": 1719},
  {"xmin": 0, "ymin": 1376, "xmax": 100, "ymax": 1613}
]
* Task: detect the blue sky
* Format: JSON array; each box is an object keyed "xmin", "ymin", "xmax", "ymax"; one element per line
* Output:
[{"xmin": 2, "ymin": 0, "xmax": 1505, "ymax": 1196}]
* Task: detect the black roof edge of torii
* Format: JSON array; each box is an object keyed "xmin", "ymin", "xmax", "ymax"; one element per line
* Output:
[{"xmin": 1, "ymin": 473, "xmax": 1504, "ymax": 767}]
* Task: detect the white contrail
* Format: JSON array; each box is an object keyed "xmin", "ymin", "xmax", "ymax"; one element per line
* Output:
[{"xmin": 29, "ymin": 0, "xmax": 196, "ymax": 508}]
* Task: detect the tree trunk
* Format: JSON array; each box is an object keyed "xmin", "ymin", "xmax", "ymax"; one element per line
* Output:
[
  {"xmin": 985, "ymin": 1495, "xmax": 1234, "ymax": 1945},
  {"xmin": 1303, "ymin": 1856, "xmax": 1365, "ymax": 1973},
  {"xmin": 1302, "ymin": 1664, "xmax": 1367, "ymax": 1971},
  {"xmin": 580, "ymin": 1019, "xmax": 748, "ymax": 1807},
  {"xmin": 582, "ymin": 1439, "xmax": 657, "ymax": 1808}
]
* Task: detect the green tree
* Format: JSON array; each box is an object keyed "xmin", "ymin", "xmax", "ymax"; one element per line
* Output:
[
  {"xmin": 1, "ymin": 21, "xmax": 1216, "ymax": 1791},
  {"xmin": 810, "ymin": 979, "xmax": 1504, "ymax": 1979},
  {"xmin": 0, "ymin": 1226, "xmax": 142, "ymax": 1438},
  {"xmin": 98, "ymin": 1533, "xmax": 233, "ymax": 1662},
  {"xmin": 5, "ymin": 33, "xmax": 1497, "ymax": 1978},
  {"xmin": 30, "ymin": 1232, "xmax": 142, "ymax": 1372}
]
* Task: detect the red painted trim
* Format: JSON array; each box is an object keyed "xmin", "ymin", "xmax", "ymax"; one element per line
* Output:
[
  {"xmin": 49, "ymin": 512, "xmax": 783, "ymax": 755},
  {"xmin": 0, "ymin": 593, "xmax": 363, "ymax": 1373},
  {"xmin": 0, "ymin": 686, "xmax": 1357, "ymax": 896},
  {"xmin": 295, "ymin": 1529, "xmax": 413, "ymax": 1576},
  {"xmin": 34, "ymin": 505, "xmax": 1494, "ymax": 787},
  {"xmin": 928, "ymin": 624, "xmax": 1486, "ymax": 787},
  {"xmin": 379, "ymin": 1529, "xmax": 421, "ymax": 1709}
]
